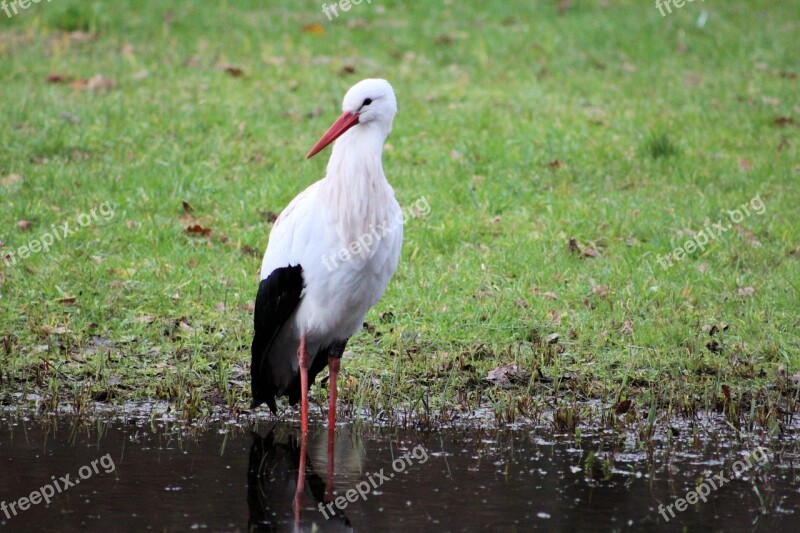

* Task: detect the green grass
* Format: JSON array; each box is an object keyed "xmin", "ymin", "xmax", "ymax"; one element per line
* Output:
[{"xmin": 0, "ymin": 0, "xmax": 798, "ymax": 436}]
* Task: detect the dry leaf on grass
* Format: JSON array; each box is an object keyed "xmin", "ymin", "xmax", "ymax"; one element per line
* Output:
[
  {"xmin": 485, "ymin": 364, "xmax": 522, "ymax": 387},
  {"xmin": 302, "ymin": 24, "xmax": 325, "ymax": 35},
  {"xmin": 185, "ymin": 224, "xmax": 212, "ymax": 236},
  {"xmin": 568, "ymin": 237, "xmax": 599, "ymax": 258},
  {"xmin": 615, "ymin": 399, "xmax": 632, "ymax": 414},
  {"xmin": 218, "ymin": 64, "xmax": 244, "ymax": 77}
]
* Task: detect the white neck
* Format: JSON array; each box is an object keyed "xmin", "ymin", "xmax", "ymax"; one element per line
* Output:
[{"xmin": 319, "ymin": 121, "xmax": 395, "ymax": 245}]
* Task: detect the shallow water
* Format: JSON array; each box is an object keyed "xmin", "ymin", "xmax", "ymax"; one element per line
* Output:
[{"xmin": 0, "ymin": 417, "xmax": 798, "ymax": 531}]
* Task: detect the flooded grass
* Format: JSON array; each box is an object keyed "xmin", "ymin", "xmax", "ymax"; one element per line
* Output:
[{"xmin": 0, "ymin": 0, "xmax": 798, "ymax": 444}]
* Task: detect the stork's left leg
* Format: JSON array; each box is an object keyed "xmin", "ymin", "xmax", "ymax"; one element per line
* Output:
[
  {"xmin": 326, "ymin": 340, "xmax": 347, "ymax": 431},
  {"xmin": 293, "ymin": 431, "xmax": 308, "ymax": 524},
  {"xmin": 294, "ymin": 335, "xmax": 311, "ymax": 523},
  {"xmin": 327, "ymin": 355, "xmax": 340, "ymax": 431},
  {"xmin": 325, "ymin": 341, "xmax": 347, "ymax": 502},
  {"xmin": 326, "ymin": 355, "xmax": 339, "ymax": 502}
]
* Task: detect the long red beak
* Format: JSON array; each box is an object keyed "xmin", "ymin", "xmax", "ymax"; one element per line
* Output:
[{"xmin": 306, "ymin": 112, "xmax": 360, "ymax": 159}]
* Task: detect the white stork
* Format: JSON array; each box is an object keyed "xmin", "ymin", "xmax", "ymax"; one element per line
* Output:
[{"xmin": 250, "ymin": 79, "xmax": 402, "ymax": 437}]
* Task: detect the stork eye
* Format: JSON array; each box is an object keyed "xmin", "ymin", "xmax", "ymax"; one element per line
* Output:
[{"xmin": 362, "ymin": 98, "xmax": 372, "ymax": 107}]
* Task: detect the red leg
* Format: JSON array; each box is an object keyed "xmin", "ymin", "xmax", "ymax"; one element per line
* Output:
[
  {"xmin": 326, "ymin": 424, "xmax": 335, "ymax": 502},
  {"xmin": 298, "ymin": 334, "xmax": 310, "ymax": 436},
  {"xmin": 327, "ymin": 355, "xmax": 340, "ymax": 431},
  {"xmin": 293, "ymin": 431, "xmax": 307, "ymax": 524},
  {"xmin": 326, "ymin": 355, "xmax": 340, "ymax": 501}
]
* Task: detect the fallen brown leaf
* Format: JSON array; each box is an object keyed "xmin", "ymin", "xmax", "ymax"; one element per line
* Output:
[
  {"xmin": 185, "ymin": 224, "xmax": 211, "ymax": 236},
  {"xmin": 568, "ymin": 237, "xmax": 600, "ymax": 258},
  {"xmin": 485, "ymin": 364, "xmax": 521, "ymax": 386},
  {"xmin": 241, "ymin": 245, "xmax": 260, "ymax": 257},
  {"xmin": 568, "ymin": 237, "xmax": 581, "ymax": 254},
  {"xmin": 722, "ymin": 384, "xmax": 731, "ymax": 399},
  {"xmin": 46, "ymin": 73, "xmax": 72, "ymax": 84},
  {"xmin": 592, "ymin": 285, "xmax": 610, "ymax": 297},
  {"xmin": 615, "ymin": 399, "xmax": 632, "ymax": 414},
  {"xmin": 302, "ymin": 23, "xmax": 325, "ymax": 35},
  {"xmin": 707, "ymin": 339, "xmax": 722, "ymax": 353},
  {"xmin": 259, "ymin": 210, "xmax": 278, "ymax": 223},
  {"xmin": 220, "ymin": 64, "xmax": 244, "ymax": 77}
]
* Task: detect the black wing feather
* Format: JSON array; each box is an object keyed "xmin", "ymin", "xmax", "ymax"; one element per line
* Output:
[{"xmin": 250, "ymin": 265, "xmax": 304, "ymax": 412}]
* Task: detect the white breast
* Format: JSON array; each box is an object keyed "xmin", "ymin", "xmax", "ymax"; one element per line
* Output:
[{"xmin": 260, "ymin": 179, "xmax": 403, "ymax": 344}]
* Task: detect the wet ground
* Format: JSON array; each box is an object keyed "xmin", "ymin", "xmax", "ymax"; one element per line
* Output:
[{"xmin": 1, "ymin": 415, "xmax": 799, "ymax": 531}]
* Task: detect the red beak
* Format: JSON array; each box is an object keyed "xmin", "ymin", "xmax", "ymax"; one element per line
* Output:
[{"xmin": 306, "ymin": 112, "xmax": 360, "ymax": 159}]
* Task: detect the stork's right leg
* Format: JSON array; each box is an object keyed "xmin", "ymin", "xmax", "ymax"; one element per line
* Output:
[
  {"xmin": 324, "ymin": 340, "xmax": 348, "ymax": 502},
  {"xmin": 298, "ymin": 334, "xmax": 310, "ymax": 436}
]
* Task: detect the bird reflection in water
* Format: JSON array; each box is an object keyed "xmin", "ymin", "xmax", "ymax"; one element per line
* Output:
[{"xmin": 248, "ymin": 424, "xmax": 363, "ymax": 531}]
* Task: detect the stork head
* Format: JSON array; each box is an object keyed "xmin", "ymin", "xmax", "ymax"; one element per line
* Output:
[{"xmin": 306, "ymin": 79, "xmax": 397, "ymax": 159}]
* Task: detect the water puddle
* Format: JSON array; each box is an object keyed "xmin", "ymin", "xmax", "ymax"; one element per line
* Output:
[{"xmin": 0, "ymin": 417, "xmax": 798, "ymax": 530}]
